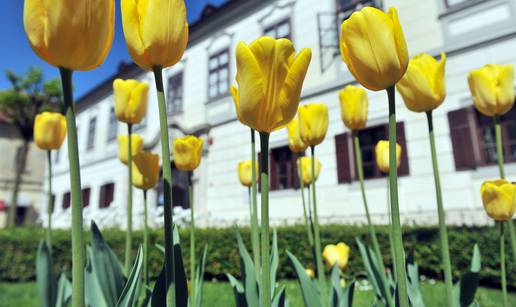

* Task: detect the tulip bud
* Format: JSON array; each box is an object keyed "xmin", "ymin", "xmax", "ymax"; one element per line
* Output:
[
  {"xmin": 375, "ymin": 140, "xmax": 401, "ymax": 173},
  {"xmin": 238, "ymin": 160, "xmax": 257, "ymax": 187},
  {"xmin": 34, "ymin": 112, "xmax": 67, "ymax": 150},
  {"xmin": 287, "ymin": 119, "xmax": 308, "ymax": 153},
  {"xmin": 397, "ymin": 53, "xmax": 447, "ymax": 113},
  {"xmin": 338, "ymin": 85, "xmax": 368, "ymax": 130},
  {"xmin": 118, "ymin": 134, "xmax": 144, "ymax": 165},
  {"xmin": 340, "ymin": 7, "xmax": 408, "ymax": 91},
  {"xmin": 298, "ymin": 103, "xmax": 329, "ymax": 147},
  {"xmin": 132, "ymin": 151, "xmax": 160, "ymax": 190},
  {"xmin": 121, "ymin": 0, "xmax": 189, "ymax": 70},
  {"xmin": 113, "ymin": 79, "xmax": 149, "ymax": 124},
  {"xmin": 480, "ymin": 179, "xmax": 516, "ymax": 221},
  {"xmin": 233, "ymin": 37, "xmax": 312, "ymax": 133},
  {"xmin": 173, "ymin": 136, "xmax": 203, "ymax": 171},
  {"xmin": 305, "ymin": 268, "xmax": 315, "ymax": 278},
  {"xmin": 24, "ymin": 0, "xmax": 114, "ymax": 71},
  {"xmin": 298, "ymin": 157, "xmax": 322, "ymax": 185},
  {"xmin": 322, "ymin": 242, "xmax": 350, "ymax": 270},
  {"xmin": 468, "ymin": 64, "xmax": 515, "ymax": 117}
]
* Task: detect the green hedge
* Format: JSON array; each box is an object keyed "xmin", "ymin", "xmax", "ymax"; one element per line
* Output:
[{"xmin": 0, "ymin": 224, "xmax": 514, "ymax": 289}]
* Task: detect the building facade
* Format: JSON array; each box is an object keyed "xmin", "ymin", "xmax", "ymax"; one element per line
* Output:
[{"xmin": 43, "ymin": 0, "xmax": 516, "ymax": 229}]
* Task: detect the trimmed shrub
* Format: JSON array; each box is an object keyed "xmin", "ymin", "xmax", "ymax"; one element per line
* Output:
[{"xmin": 0, "ymin": 224, "xmax": 513, "ymax": 289}]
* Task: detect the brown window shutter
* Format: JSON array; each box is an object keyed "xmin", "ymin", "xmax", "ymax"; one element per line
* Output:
[
  {"xmin": 396, "ymin": 122, "xmax": 410, "ymax": 175},
  {"xmin": 292, "ymin": 152, "xmax": 304, "ymax": 189},
  {"xmin": 269, "ymin": 151, "xmax": 279, "ymax": 191},
  {"xmin": 335, "ymin": 132, "xmax": 353, "ymax": 183},
  {"xmin": 447, "ymin": 107, "xmax": 479, "ymax": 170}
]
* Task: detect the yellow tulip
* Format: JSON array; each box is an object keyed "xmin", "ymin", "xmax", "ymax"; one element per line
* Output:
[
  {"xmin": 298, "ymin": 104, "xmax": 329, "ymax": 147},
  {"xmin": 305, "ymin": 268, "xmax": 315, "ymax": 278},
  {"xmin": 34, "ymin": 112, "xmax": 67, "ymax": 150},
  {"xmin": 468, "ymin": 64, "xmax": 515, "ymax": 117},
  {"xmin": 118, "ymin": 134, "xmax": 144, "ymax": 165},
  {"xmin": 113, "ymin": 79, "xmax": 149, "ymax": 124},
  {"xmin": 322, "ymin": 242, "xmax": 350, "ymax": 270},
  {"xmin": 238, "ymin": 160, "xmax": 257, "ymax": 187},
  {"xmin": 480, "ymin": 180, "xmax": 516, "ymax": 221},
  {"xmin": 396, "ymin": 53, "xmax": 447, "ymax": 113},
  {"xmin": 338, "ymin": 85, "xmax": 368, "ymax": 130},
  {"xmin": 24, "ymin": 0, "xmax": 114, "ymax": 71},
  {"xmin": 375, "ymin": 140, "xmax": 401, "ymax": 173},
  {"xmin": 298, "ymin": 157, "xmax": 322, "ymax": 185},
  {"xmin": 340, "ymin": 7, "xmax": 408, "ymax": 91},
  {"xmin": 121, "ymin": 0, "xmax": 189, "ymax": 70},
  {"xmin": 173, "ymin": 135, "xmax": 203, "ymax": 171},
  {"xmin": 232, "ymin": 37, "xmax": 312, "ymax": 133},
  {"xmin": 287, "ymin": 119, "xmax": 308, "ymax": 153},
  {"xmin": 132, "ymin": 151, "xmax": 160, "ymax": 190}
]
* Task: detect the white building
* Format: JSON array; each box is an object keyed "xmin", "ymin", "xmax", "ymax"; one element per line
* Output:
[{"xmin": 43, "ymin": 0, "xmax": 516, "ymax": 229}]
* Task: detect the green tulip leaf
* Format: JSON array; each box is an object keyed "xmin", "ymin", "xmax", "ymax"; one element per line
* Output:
[
  {"xmin": 340, "ymin": 281, "xmax": 355, "ymax": 307},
  {"xmin": 270, "ymin": 229, "xmax": 279, "ymax": 296},
  {"xmin": 287, "ymin": 250, "xmax": 320, "ymax": 307},
  {"xmin": 36, "ymin": 240, "xmax": 56, "ymax": 307},
  {"xmin": 356, "ymin": 238, "xmax": 390, "ymax": 303},
  {"xmin": 406, "ymin": 256, "xmax": 425, "ymax": 307},
  {"xmin": 194, "ymin": 245, "xmax": 209, "ymax": 307},
  {"xmin": 271, "ymin": 285, "xmax": 286, "ymax": 307},
  {"xmin": 235, "ymin": 228, "xmax": 259, "ymax": 307},
  {"xmin": 85, "ymin": 246, "xmax": 110, "ymax": 307},
  {"xmin": 227, "ymin": 273, "xmax": 248, "ymax": 307},
  {"xmin": 454, "ymin": 244, "xmax": 481, "ymax": 307},
  {"xmin": 116, "ymin": 247, "xmax": 143, "ymax": 307},
  {"xmin": 55, "ymin": 273, "xmax": 71, "ymax": 307}
]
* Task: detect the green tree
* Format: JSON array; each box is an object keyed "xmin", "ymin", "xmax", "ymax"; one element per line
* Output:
[{"xmin": 0, "ymin": 67, "xmax": 61, "ymax": 227}]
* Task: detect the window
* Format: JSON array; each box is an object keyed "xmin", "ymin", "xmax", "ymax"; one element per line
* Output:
[
  {"xmin": 49, "ymin": 194, "xmax": 55, "ymax": 213},
  {"xmin": 444, "ymin": 0, "xmax": 472, "ymax": 8},
  {"xmin": 264, "ymin": 19, "xmax": 291, "ymax": 39},
  {"xmin": 266, "ymin": 146, "xmax": 302, "ymax": 191},
  {"xmin": 87, "ymin": 117, "xmax": 96, "ymax": 151},
  {"xmin": 62, "ymin": 191, "xmax": 71, "ymax": 209},
  {"xmin": 157, "ymin": 162, "xmax": 190, "ymax": 208},
  {"xmin": 448, "ymin": 106, "xmax": 516, "ymax": 169},
  {"xmin": 107, "ymin": 107, "xmax": 118, "ymax": 142},
  {"xmin": 335, "ymin": 122, "xmax": 409, "ymax": 183},
  {"xmin": 99, "ymin": 182, "xmax": 115, "ymax": 208},
  {"xmin": 208, "ymin": 49, "xmax": 230, "ymax": 100},
  {"xmin": 82, "ymin": 187, "xmax": 91, "ymax": 208},
  {"xmin": 167, "ymin": 73, "xmax": 183, "ymax": 114}
]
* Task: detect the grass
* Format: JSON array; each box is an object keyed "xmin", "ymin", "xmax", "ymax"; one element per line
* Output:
[{"xmin": 1, "ymin": 280, "xmax": 514, "ymax": 306}]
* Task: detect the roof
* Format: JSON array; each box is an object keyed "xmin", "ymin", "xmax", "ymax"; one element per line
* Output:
[{"xmin": 76, "ymin": 0, "xmax": 272, "ymax": 107}]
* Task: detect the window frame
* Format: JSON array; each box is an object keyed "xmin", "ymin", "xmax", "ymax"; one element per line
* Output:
[
  {"xmin": 87, "ymin": 116, "xmax": 97, "ymax": 151},
  {"xmin": 268, "ymin": 145, "xmax": 303, "ymax": 191},
  {"xmin": 107, "ymin": 107, "xmax": 118, "ymax": 142},
  {"xmin": 207, "ymin": 49, "xmax": 230, "ymax": 101},
  {"xmin": 263, "ymin": 18, "xmax": 292, "ymax": 40},
  {"xmin": 82, "ymin": 187, "xmax": 91, "ymax": 208},
  {"xmin": 167, "ymin": 72, "xmax": 184, "ymax": 115},
  {"xmin": 62, "ymin": 191, "xmax": 71, "ymax": 209},
  {"xmin": 475, "ymin": 107, "xmax": 516, "ymax": 166},
  {"xmin": 99, "ymin": 182, "xmax": 115, "ymax": 209}
]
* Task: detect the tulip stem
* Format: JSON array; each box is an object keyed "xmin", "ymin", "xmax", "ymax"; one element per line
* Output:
[
  {"xmin": 259, "ymin": 132, "xmax": 271, "ymax": 307},
  {"xmin": 250, "ymin": 129, "xmax": 261, "ymax": 280},
  {"xmin": 125, "ymin": 123, "xmax": 133, "ymax": 274},
  {"xmin": 494, "ymin": 116, "xmax": 516, "ymax": 266},
  {"xmin": 500, "ymin": 222, "xmax": 509, "ymax": 307},
  {"xmin": 386, "ymin": 86, "xmax": 409, "ymax": 307},
  {"xmin": 143, "ymin": 190, "xmax": 149, "ymax": 287},
  {"xmin": 46, "ymin": 150, "xmax": 53, "ymax": 252},
  {"xmin": 189, "ymin": 172, "xmax": 196, "ymax": 305},
  {"xmin": 426, "ymin": 111, "xmax": 454, "ymax": 307},
  {"xmin": 386, "ymin": 178, "xmax": 396, "ymax": 276},
  {"xmin": 298, "ymin": 156, "xmax": 314, "ymax": 249},
  {"xmin": 153, "ymin": 66, "xmax": 176, "ymax": 307},
  {"xmin": 353, "ymin": 131, "xmax": 393, "ymax": 307},
  {"xmin": 310, "ymin": 145, "xmax": 327, "ymax": 306},
  {"xmin": 59, "ymin": 68, "xmax": 84, "ymax": 307}
]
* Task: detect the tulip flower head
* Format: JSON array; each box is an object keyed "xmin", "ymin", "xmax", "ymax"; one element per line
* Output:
[
  {"xmin": 480, "ymin": 180, "xmax": 516, "ymax": 221},
  {"xmin": 237, "ymin": 160, "xmax": 258, "ymax": 187},
  {"xmin": 322, "ymin": 242, "xmax": 350, "ymax": 270},
  {"xmin": 132, "ymin": 151, "xmax": 160, "ymax": 190},
  {"xmin": 298, "ymin": 103, "xmax": 329, "ymax": 147},
  {"xmin": 468, "ymin": 64, "xmax": 515, "ymax": 117},
  {"xmin": 121, "ymin": 0, "xmax": 189, "ymax": 70},
  {"xmin": 298, "ymin": 157, "xmax": 322, "ymax": 185},
  {"xmin": 118, "ymin": 134, "xmax": 144, "ymax": 165},
  {"xmin": 173, "ymin": 135, "xmax": 203, "ymax": 171},
  {"xmin": 375, "ymin": 140, "xmax": 402, "ymax": 173},
  {"xmin": 113, "ymin": 79, "xmax": 149, "ymax": 124},
  {"xmin": 340, "ymin": 7, "xmax": 408, "ymax": 91},
  {"xmin": 34, "ymin": 112, "xmax": 67, "ymax": 150},
  {"xmin": 232, "ymin": 37, "xmax": 312, "ymax": 133},
  {"xmin": 339, "ymin": 85, "xmax": 369, "ymax": 130},
  {"xmin": 287, "ymin": 119, "xmax": 308, "ymax": 153},
  {"xmin": 24, "ymin": 0, "xmax": 115, "ymax": 71},
  {"xmin": 397, "ymin": 53, "xmax": 447, "ymax": 113}
]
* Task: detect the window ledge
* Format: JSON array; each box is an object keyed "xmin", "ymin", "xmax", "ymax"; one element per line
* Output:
[
  {"xmin": 206, "ymin": 93, "xmax": 231, "ymax": 105},
  {"xmin": 471, "ymin": 162, "xmax": 516, "ymax": 180},
  {"xmin": 439, "ymin": 0, "xmax": 488, "ymax": 19}
]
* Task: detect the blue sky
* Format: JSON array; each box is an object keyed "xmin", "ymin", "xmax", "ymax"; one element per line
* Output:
[{"xmin": 0, "ymin": 0, "xmax": 227, "ymax": 98}]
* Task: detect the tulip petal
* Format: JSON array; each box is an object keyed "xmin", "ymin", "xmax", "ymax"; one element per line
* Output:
[
  {"xmin": 496, "ymin": 65, "xmax": 515, "ymax": 115},
  {"xmin": 468, "ymin": 70, "xmax": 497, "ymax": 116},
  {"xmin": 388, "ymin": 7, "xmax": 409, "ymax": 75}
]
